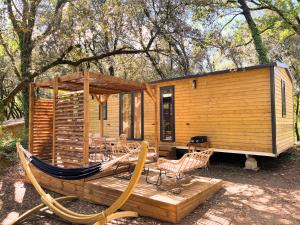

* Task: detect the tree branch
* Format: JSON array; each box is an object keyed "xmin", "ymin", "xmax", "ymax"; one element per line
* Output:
[
  {"xmin": 33, "ymin": 0, "xmax": 69, "ymax": 45},
  {"xmin": 232, "ymin": 23, "xmax": 274, "ymax": 48},
  {"xmin": 2, "ymin": 44, "xmax": 164, "ymax": 107},
  {"xmin": 220, "ymin": 13, "xmax": 242, "ymax": 32},
  {"xmin": 6, "ymin": 0, "xmax": 21, "ymax": 32},
  {"xmin": 248, "ymin": 0, "xmax": 300, "ymax": 35},
  {"xmin": 11, "ymin": 0, "xmax": 22, "ymax": 17},
  {"xmin": 54, "ymin": 48, "xmax": 163, "ymax": 67},
  {"xmin": 0, "ymin": 32, "xmax": 21, "ymax": 79}
]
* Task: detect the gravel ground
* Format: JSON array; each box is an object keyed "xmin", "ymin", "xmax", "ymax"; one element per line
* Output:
[{"xmin": 0, "ymin": 149, "xmax": 299, "ymax": 225}]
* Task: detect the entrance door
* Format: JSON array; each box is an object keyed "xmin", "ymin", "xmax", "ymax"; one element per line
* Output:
[{"xmin": 120, "ymin": 92, "xmax": 144, "ymax": 140}]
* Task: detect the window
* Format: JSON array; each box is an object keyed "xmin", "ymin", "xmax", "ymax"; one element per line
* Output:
[
  {"xmin": 99, "ymin": 102, "xmax": 108, "ymax": 120},
  {"xmin": 160, "ymin": 86, "xmax": 175, "ymax": 142},
  {"xmin": 119, "ymin": 92, "xmax": 144, "ymax": 140},
  {"xmin": 281, "ymin": 80, "xmax": 286, "ymax": 117}
]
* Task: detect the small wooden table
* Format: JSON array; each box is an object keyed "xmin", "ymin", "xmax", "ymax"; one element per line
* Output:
[{"xmin": 90, "ymin": 137, "xmax": 117, "ymax": 161}]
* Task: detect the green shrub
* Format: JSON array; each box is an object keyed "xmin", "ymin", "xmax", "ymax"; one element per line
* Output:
[{"xmin": 0, "ymin": 133, "xmax": 27, "ymax": 162}]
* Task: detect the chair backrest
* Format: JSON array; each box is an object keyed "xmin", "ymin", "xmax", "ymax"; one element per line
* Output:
[
  {"xmin": 112, "ymin": 134, "xmax": 129, "ymax": 155},
  {"xmin": 178, "ymin": 149, "xmax": 214, "ymax": 173}
]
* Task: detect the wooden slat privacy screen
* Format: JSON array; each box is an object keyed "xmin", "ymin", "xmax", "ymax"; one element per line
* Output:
[
  {"xmin": 55, "ymin": 91, "xmax": 84, "ymax": 167},
  {"xmin": 32, "ymin": 99, "xmax": 53, "ymax": 160}
]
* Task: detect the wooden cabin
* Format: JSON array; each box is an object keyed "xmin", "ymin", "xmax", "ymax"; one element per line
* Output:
[{"xmin": 88, "ymin": 62, "xmax": 294, "ymax": 157}]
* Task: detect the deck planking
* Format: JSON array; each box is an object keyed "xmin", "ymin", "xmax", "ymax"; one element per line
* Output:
[{"xmin": 29, "ymin": 166, "xmax": 222, "ymax": 223}]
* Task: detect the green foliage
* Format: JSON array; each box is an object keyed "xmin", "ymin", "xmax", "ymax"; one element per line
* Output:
[
  {"xmin": 284, "ymin": 151, "xmax": 300, "ymax": 161},
  {"xmin": 0, "ymin": 133, "xmax": 26, "ymax": 162},
  {"xmin": 251, "ymin": 26, "xmax": 270, "ymax": 64}
]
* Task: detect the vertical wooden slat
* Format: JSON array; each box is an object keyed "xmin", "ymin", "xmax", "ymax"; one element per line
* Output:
[
  {"xmin": 100, "ymin": 102, "xmax": 104, "ymax": 137},
  {"xmin": 32, "ymin": 99, "xmax": 53, "ymax": 159},
  {"xmin": 52, "ymin": 77, "xmax": 58, "ymax": 165},
  {"xmin": 83, "ymin": 71, "xmax": 90, "ymax": 165},
  {"xmin": 29, "ymin": 82, "xmax": 34, "ymax": 153},
  {"xmin": 55, "ymin": 92, "xmax": 84, "ymax": 167}
]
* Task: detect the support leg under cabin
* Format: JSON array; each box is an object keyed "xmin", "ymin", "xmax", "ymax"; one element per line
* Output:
[{"xmin": 244, "ymin": 155, "xmax": 259, "ymax": 171}]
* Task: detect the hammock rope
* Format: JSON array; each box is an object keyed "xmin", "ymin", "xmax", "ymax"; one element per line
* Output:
[{"xmin": 13, "ymin": 142, "xmax": 148, "ymax": 225}]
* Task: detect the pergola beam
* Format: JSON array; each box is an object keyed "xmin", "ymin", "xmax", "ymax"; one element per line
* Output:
[
  {"xmin": 34, "ymin": 73, "xmax": 83, "ymax": 87},
  {"xmin": 59, "ymin": 82, "xmax": 115, "ymax": 95},
  {"xmin": 89, "ymin": 72, "xmax": 146, "ymax": 90},
  {"xmin": 34, "ymin": 71, "xmax": 146, "ymax": 95}
]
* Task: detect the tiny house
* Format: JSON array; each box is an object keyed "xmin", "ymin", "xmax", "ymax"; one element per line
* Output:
[{"xmin": 89, "ymin": 62, "xmax": 294, "ymax": 157}]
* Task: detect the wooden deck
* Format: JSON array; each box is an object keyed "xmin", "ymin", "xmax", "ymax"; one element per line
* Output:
[{"xmin": 30, "ymin": 166, "xmax": 222, "ymax": 223}]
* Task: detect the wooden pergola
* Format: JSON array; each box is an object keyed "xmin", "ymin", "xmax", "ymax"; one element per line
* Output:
[{"xmin": 29, "ymin": 71, "xmax": 158, "ymax": 166}]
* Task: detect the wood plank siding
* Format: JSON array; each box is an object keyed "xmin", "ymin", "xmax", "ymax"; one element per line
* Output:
[
  {"xmin": 89, "ymin": 94, "xmax": 120, "ymax": 138},
  {"xmin": 147, "ymin": 68, "xmax": 273, "ymax": 153},
  {"xmin": 274, "ymin": 67, "xmax": 294, "ymax": 154}
]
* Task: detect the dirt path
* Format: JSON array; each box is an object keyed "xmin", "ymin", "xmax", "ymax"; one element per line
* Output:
[{"xmin": 0, "ymin": 149, "xmax": 299, "ymax": 225}]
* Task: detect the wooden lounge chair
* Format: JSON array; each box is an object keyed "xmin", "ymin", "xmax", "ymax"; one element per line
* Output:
[
  {"xmin": 115, "ymin": 141, "xmax": 157, "ymax": 164},
  {"xmin": 112, "ymin": 138, "xmax": 158, "ymax": 179},
  {"xmin": 111, "ymin": 135, "xmax": 157, "ymax": 163},
  {"xmin": 146, "ymin": 149, "xmax": 214, "ymax": 192}
]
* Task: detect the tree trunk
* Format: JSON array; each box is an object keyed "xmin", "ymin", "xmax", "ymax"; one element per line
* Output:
[
  {"xmin": 0, "ymin": 101, "xmax": 4, "ymax": 123},
  {"xmin": 238, "ymin": 0, "xmax": 269, "ymax": 64},
  {"xmin": 295, "ymin": 92, "xmax": 300, "ymax": 141},
  {"xmin": 19, "ymin": 33, "xmax": 33, "ymax": 136}
]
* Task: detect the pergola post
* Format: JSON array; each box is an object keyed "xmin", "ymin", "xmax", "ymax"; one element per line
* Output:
[
  {"xmin": 83, "ymin": 71, "xmax": 90, "ymax": 165},
  {"xmin": 52, "ymin": 77, "xmax": 58, "ymax": 165},
  {"xmin": 29, "ymin": 82, "xmax": 34, "ymax": 153},
  {"xmin": 154, "ymin": 87, "xmax": 159, "ymax": 153},
  {"xmin": 145, "ymin": 84, "xmax": 159, "ymax": 153},
  {"xmin": 100, "ymin": 102, "xmax": 104, "ymax": 137}
]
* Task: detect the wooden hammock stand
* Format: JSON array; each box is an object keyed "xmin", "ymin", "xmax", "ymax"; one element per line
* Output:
[{"xmin": 14, "ymin": 142, "xmax": 148, "ymax": 225}]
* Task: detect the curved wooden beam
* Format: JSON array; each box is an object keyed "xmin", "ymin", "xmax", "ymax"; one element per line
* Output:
[{"xmin": 10, "ymin": 196, "xmax": 77, "ymax": 225}]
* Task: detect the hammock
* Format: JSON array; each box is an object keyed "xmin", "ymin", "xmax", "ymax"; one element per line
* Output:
[
  {"xmin": 12, "ymin": 143, "xmax": 148, "ymax": 225},
  {"xmin": 21, "ymin": 147, "xmax": 132, "ymax": 180}
]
